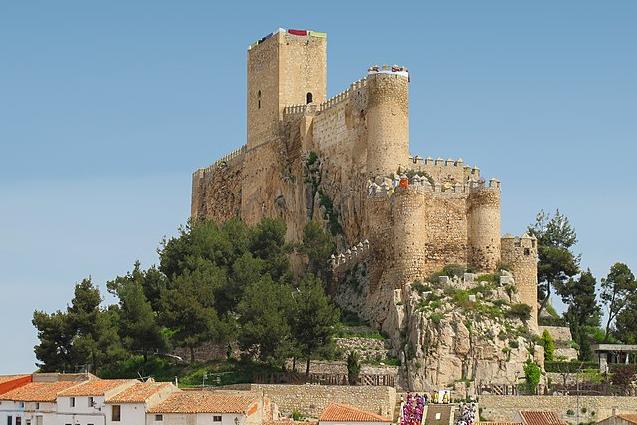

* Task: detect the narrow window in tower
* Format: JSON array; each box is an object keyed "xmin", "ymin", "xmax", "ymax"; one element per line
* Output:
[
  {"xmin": 306, "ymin": 92, "xmax": 313, "ymax": 104},
  {"xmin": 258, "ymin": 90, "xmax": 261, "ymax": 109}
]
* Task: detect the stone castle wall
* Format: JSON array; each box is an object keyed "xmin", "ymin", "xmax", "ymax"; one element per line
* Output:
[
  {"xmin": 366, "ymin": 72, "xmax": 410, "ymax": 176},
  {"xmin": 191, "ymin": 28, "xmax": 540, "ymax": 389},
  {"xmin": 501, "ymin": 234, "xmax": 538, "ymax": 329},
  {"xmin": 365, "ymin": 179, "xmax": 502, "ymax": 288},
  {"xmin": 225, "ymin": 384, "xmax": 396, "ymax": 419}
]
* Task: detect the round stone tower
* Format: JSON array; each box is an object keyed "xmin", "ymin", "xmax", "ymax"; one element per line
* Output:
[
  {"xmin": 390, "ymin": 186, "xmax": 427, "ymax": 287},
  {"xmin": 467, "ymin": 181, "xmax": 501, "ymax": 272},
  {"xmin": 366, "ymin": 65, "xmax": 410, "ymax": 177},
  {"xmin": 501, "ymin": 232, "xmax": 539, "ymax": 330}
]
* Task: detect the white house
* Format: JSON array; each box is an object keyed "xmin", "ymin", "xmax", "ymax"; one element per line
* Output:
[
  {"xmin": 319, "ymin": 403, "xmax": 392, "ymax": 425},
  {"xmin": 145, "ymin": 392, "xmax": 269, "ymax": 425},
  {"xmin": 103, "ymin": 382, "xmax": 178, "ymax": 425},
  {"xmin": 56, "ymin": 379, "xmax": 138, "ymax": 425},
  {"xmin": 0, "ymin": 381, "xmax": 82, "ymax": 425}
]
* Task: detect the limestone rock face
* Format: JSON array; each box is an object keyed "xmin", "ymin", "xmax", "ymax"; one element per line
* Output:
[{"xmin": 334, "ymin": 271, "xmax": 540, "ymax": 392}]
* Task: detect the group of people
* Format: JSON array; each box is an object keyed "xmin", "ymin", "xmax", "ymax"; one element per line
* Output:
[
  {"xmin": 455, "ymin": 401, "xmax": 478, "ymax": 425},
  {"xmin": 400, "ymin": 392, "xmax": 427, "ymax": 425}
]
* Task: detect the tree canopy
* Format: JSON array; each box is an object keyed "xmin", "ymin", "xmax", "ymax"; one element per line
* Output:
[
  {"xmin": 528, "ymin": 209, "xmax": 580, "ymax": 316},
  {"xmin": 33, "ymin": 217, "xmax": 340, "ymax": 375}
]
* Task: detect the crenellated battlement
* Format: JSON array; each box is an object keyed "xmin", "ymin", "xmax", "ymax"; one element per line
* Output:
[
  {"xmin": 195, "ymin": 144, "xmax": 247, "ymax": 176},
  {"xmin": 284, "ymin": 104, "xmax": 308, "ymax": 116},
  {"xmin": 330, "ymin": 239, "xmax": 370, "ymax": 271},
  {"xmin": 317, "ymin": 78, "xmax": 367, "ymax": 112},
  {"xmin": 366, "ymin": 174, "xmax": 500, "ymax": 198}
]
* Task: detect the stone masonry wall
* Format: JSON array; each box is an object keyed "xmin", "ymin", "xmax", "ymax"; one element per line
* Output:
[
  {"xmin": 416, "ymin": 157, "xmax": 480, "ymax": 184},
  {"xmin": 235, "ymin": 384, "xmax": 396, "ymax": 419},
  {"xmin": 480, "ymin": 395, "xmax": 637, "ymax": 423},
  {"xmin": 366, "ymin": 72, "xmax": 409, "ymax": 176},
  {"xmin": 501, "ymin": 234, "xmax": 538, "ymax": 328},
  {"xmin": 247, "ymin": 34, "xmax": 280, "ymax": 150}
]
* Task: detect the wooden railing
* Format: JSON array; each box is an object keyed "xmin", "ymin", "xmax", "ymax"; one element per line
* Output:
[{"xmin": 253, "ymin": 372, "xmax": 395, "ymax": 387}]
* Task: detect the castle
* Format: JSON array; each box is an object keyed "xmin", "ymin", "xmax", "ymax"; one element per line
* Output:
[{"xmin": 191, "ymin": 28, "xmax": 538, "ymax": 330}]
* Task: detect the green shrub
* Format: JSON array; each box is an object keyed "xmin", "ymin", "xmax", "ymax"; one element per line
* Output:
[
  {"xmin": 442, "ymin": 264, "xmax": 465, "ymax": 278},
  {"xmin": 412, "ymin": 280, "xmax": 430, "ymax": 293},
  {"xmin": 430, "ymin": 313, "xmax": 442, "ymax": 324},
  {"xmin": 509, "ymin": 340, "xmax": 519, "ymax": 349},
  {"xmin": 506, "ymin": 303, "xmax": 532, "ymax": 321},
  {"xmin": 524, "ymin": 360, "xmax": 541, "ymax": 393},
  {"xmin": 347, "ymin": 351, "xmax": 361, "ymax": 385},
  {"xmin": 542, "ymin": 329, "xmax": 555, "ymax": 362},
  {"xmin": 306, "ymin": 151, "xmax": 318, "ymax": 166}
]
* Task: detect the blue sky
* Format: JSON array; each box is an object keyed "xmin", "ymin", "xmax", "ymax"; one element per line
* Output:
[{"xmin": 1, "ymin": 1, "xmax": 636, "ymax": 374}]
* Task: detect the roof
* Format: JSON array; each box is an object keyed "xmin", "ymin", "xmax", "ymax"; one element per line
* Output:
[
  {"xmin": 319, "ymin": 403, "xmax": 391, "ymax": 423},
  {"xmin": 478, "ymin": 423, "xmax": 522, "ymax": 425},
  {"xmin": 617, "ymin": 415, "xmax": 637, "ymax": 425},
  {"xmin": 425, "ymin": 405, "xmax": 454, "ymax": 425},
  {"xmin": 591, "ymin": 344, "xmax": 637, "ymax": 352},
  {"xmin": 107, "ymin": 382, "xmax": 173, "ymax": 403},
  {"xmin": 518, "ymin": 411, "xmax": 568, "ymax": 425},
  {"xmin": 0, "ymin": 375, "xmax": 31, "ymax": 385},
  {"xmin": 147, "ymin": 392, "xmax": 259, "ymax": 414},
  {"xmin": 0, "ymin": 382, "xmax": 81, "ymax": 402},
  {"xmin": 58, "ymin": 379, "xmax": 135, "ymax": 396}
]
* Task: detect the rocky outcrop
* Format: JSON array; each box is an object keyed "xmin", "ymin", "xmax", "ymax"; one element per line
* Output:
[{"xmin": 334, "ymin": 269, "xmax": 543, "ymax": 392}]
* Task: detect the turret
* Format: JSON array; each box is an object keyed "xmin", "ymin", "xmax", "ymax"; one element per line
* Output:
[
  {"xmin": 501, "ymin": 232, "xmax": 539, "ymax": 330},
  {"xmin": 246, "ymin": 29, "xmax": 327, "ymax": 149},
  {"xmin": 467, "ymin": 179, "xmax": 501, "ymax": 272},
  {"xmin": 390, "ymin": 185, "xmax": 427, "ymax": 287},
  {"xmin": 366, "ymin": 65, "xmax": 410, "ymax": 176}
]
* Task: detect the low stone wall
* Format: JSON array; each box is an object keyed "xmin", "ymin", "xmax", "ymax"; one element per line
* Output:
[
  {"xmin": 539, "ymin": 326, "xmax": 573, "ymax": 343},
  {"xmin": 480, "ymin": 395, "xmax": 637, "ymax": 423},
  {"xmin": 228, "ymin": 384, "xmax": 396, "ymax": 419}
]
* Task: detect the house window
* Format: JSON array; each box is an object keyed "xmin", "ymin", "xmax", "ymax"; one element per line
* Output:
[
  {"xmin": 155, "ymin": 415, "xmax": 163, "ymax": 422},
  {"xmin": 435, "ymin": 413, "xmax": 441, "ymax": 420},
  {"xmin": 18, "ymin": 403, "xmax": 24, "ymax": 408},
  {"xmin": 213, "ymin": 416, "xmax": 222, "ymax": 422},
  {"xmin": 8, "ymin": 416, "xmax": 12, "ymax": 425},
  {"xmin": 70, "ymin": 397, "xmax": 75, "ymax": 408},
  {"xmin": 306, "ymin": 92, "xmax": 313, "ymax": 104},
  {"xmin": 16, "ymin": 418, "xmax": 21, "ymax": 425},
  {"xmin": 35, "ymin": 417, "xmax": 43, "ymax": 425},
  {"xmin": 524, "ymin": 248, "xmax": 530, "ymax": 256},
  {"xmin": 258, "ymin": 90, "xmax": 261, "ymax": 109},
  {"xmin": 112, "ymin": 405, "xmax": 121, "ymax": 422},
  {"xmin": 35, "ymin": 403, "xmax": 40, "ymax": 410},
  {"xmin": 88, "ymin": 397, "xmax": 94, "ymax": 407}
]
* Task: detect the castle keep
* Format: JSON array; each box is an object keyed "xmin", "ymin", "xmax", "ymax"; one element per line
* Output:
[{"xmin": 191, "ymin": 28, "xmax": 538, "ymax": 328}]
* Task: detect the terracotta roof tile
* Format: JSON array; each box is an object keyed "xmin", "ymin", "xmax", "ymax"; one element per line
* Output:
[
  {"xmin": 0, "ymin": 382, "xmax": 81, "ymax": 402},
  {"xmin": 519, "ymin": 411, "xmax": 568, "ymax": 425},
  {"xmin": 107, "ymin": 382, "xmax": 173, "ymax": 403},
  {"xmin": 58, "ymin": 379, "xmax": 136, "ymax": 396},
  {"xmin": 319, "ymin": 403, "xmax": 391, "ymax": 423},
  {"xmin": 478, "ymin": 422, "xmax": 522, "ymax": 425},
  {"xmin": 147, "ymin": 392, "xmax": 258, "ymax": 414},
  {"xmin": 0, "ymin": 375, "xmax": 31, "ymax": 384},
  {"xmin": 618, "ymin": 415, "xmax": 637, "ymax": 425}
]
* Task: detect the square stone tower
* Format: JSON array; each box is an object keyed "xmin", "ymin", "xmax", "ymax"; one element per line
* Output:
[{"xmin": 246, "ymin": 30, "xmax": 327, "ymax": 149}]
